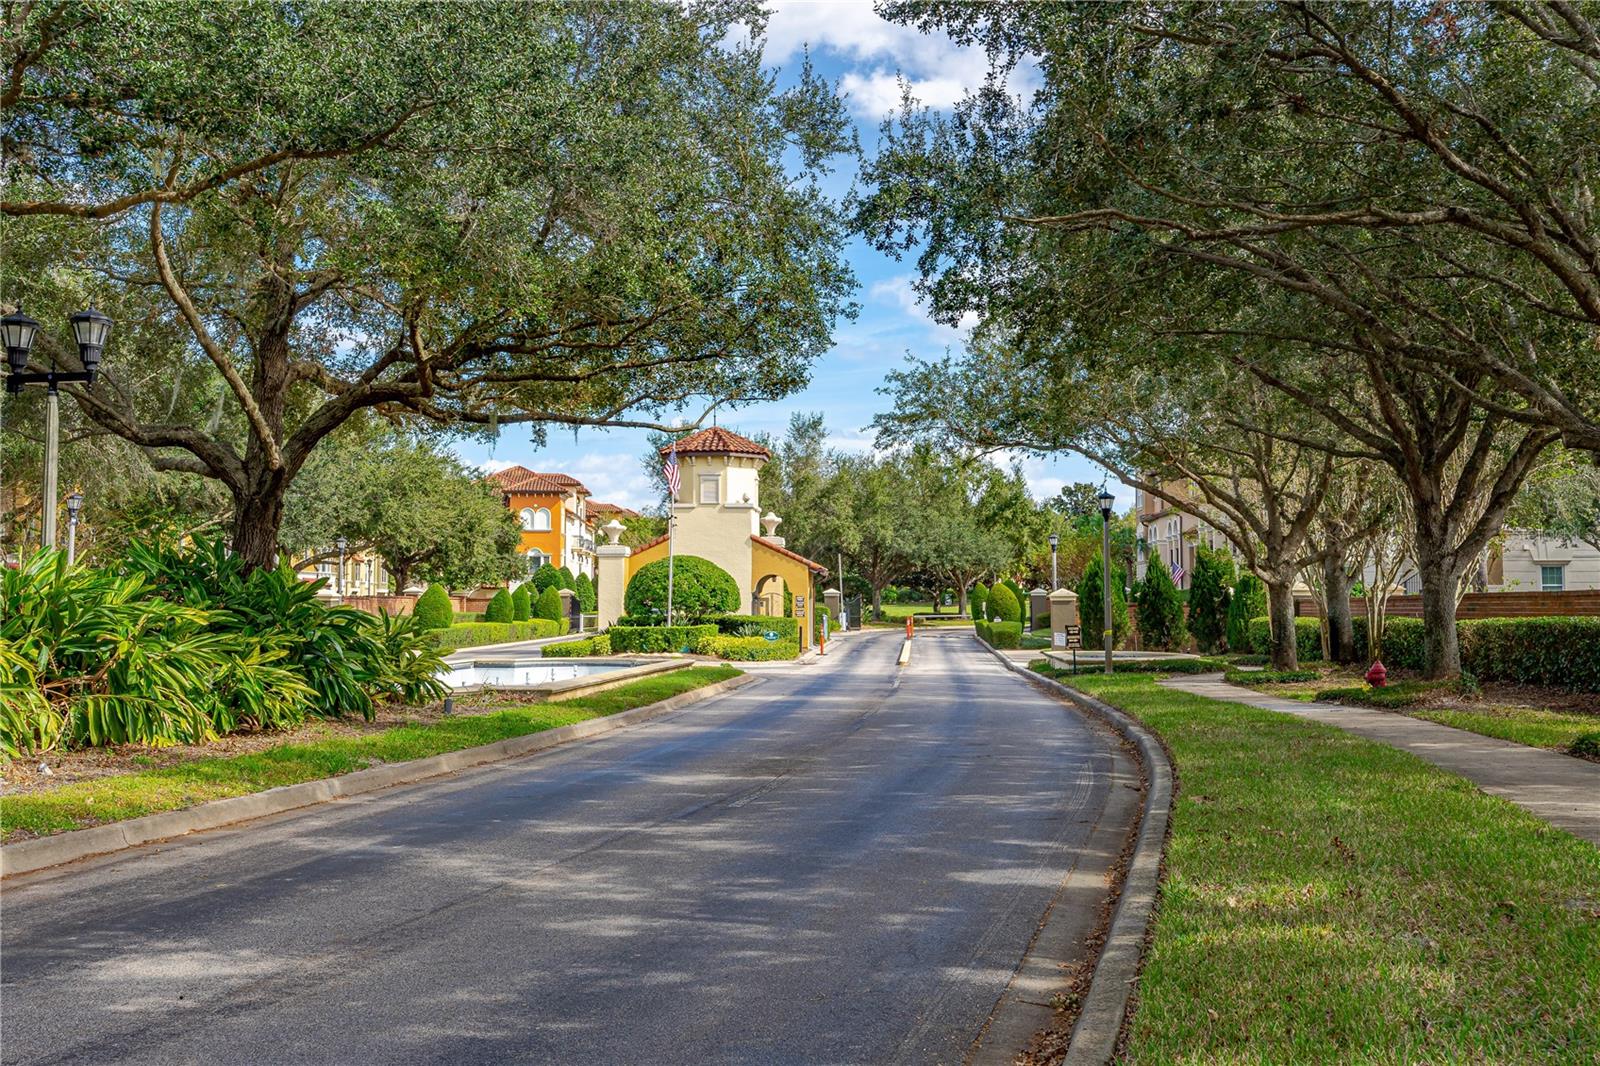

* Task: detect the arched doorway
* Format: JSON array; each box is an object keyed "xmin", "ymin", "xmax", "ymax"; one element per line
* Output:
[{"xmin": 753, "ymin": 573, "xmax": 784, "ymax": 616}]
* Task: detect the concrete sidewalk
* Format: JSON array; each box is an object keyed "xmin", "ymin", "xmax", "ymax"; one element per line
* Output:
[{"xmin": 1161, "ymin": 674, "xmax": 1600, "ymax": 848}]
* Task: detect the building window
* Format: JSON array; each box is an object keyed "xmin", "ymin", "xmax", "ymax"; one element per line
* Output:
[
  {"xmin": 527, "ymin": 550, "xmax": 549, "ymax": 573},
  {"xmin": 1540, "ymin": 564, "xmax": 1566, "ymax": 592},
  {"xmin": 531, "ymin": 507, "xmax": 551, "ymax": 531},
  {"xmin": 698, "ymin": 474, "xmax": 720, "ymax": 505}
]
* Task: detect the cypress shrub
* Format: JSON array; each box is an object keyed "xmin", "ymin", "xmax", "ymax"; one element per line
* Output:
[
  {"xmin": 1134, "ymin": 562, "xmax": 1187, "ymax": 650},
  {"xmin": 412, "ymin": 584, "xmax": 453, "ymax": 631},
  {"xmin": 971, "ymin": 582, "xmax": 990, "ymax": 622},
  {"xmin": 574, "ymin": 572, "xmax": 597, "ymax": 612},
  {"xmin": 534, "ymin": 585, "xmax": 564, "ymax": 624},
  {"xmin": 511, "ymin": 584, "xmax": 532, "ymax": 622},
  {"xmin": 1076, "ymin": 556, "xmax": 1129, "ymax": 650},
  {"xmin": 1002, "ymin": 579, "xmax": 1027, "ymax": 622},
  {"xmin": 483, "ymin": 588, "xmax": 514, "ymax": 623},
  {"xmin": 1227, "ymin": 575, "xmax": 1267, "ymax": 652},
  {"xmin": 988, "ymin": 583, "xmax": 1022, "ymax": 624},
  {"xmin": 1187, "ymin": 547, "xmax": 1233, "ymax": 653},
  {"xmin": 531, "ymin": 564, "xmax": 565, "ymax": 593},
  {"xmin": 557, "ymin": 565, "xmax": 576, "ymax": 590}
]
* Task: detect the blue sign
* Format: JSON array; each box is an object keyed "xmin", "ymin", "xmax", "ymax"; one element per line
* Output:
[{"xmin": 763, "ymin": 631, "xmax": 779, "ymax": 642}]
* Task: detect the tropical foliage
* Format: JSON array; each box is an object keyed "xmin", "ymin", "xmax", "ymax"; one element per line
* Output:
[{"xmin": 0, "ymin": 541, "xmax": 445, "ymax": 758}]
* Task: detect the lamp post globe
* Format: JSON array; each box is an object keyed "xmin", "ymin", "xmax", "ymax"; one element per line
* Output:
[
  {"xmin": 3, "ymin": 309, "xmax": 39, "ymax": 376},
  {"xmin": 1047, "ymin": 532, "xmax": 1059, "ymax": 590},
  {"xmin": 70, "ymin": 307, "xmax": 112, "ymax": 380},
  {"xmin": 1097, "ymin": 488, "xmax": 1115, "ymax": 517},
  {"xmin": 64, "ymin": 490, "xmax": 85, "ymax": 564}
]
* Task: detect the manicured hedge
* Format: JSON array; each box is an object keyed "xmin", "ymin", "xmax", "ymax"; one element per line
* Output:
[
  {"xmin": 1458, "ymin": 617, "xmax": 1600, "ymax": 691},
  {"xmin": 607, "ymin": 624, "xmax": 719, "ymax": 653},
  {"xmin": 711, "ymin": 614, "xmax": 800, "ymax": 641},
  {"xmin": 1246, "ymin": 616, "xmax": 1325, "ymax": 661},
  {"xmin": 976, "ymin": 619, "xmax": 1022, "ymax": 649},
  {"xmin": 1226, "ymin": 668, "xmax": 1321, "ymax": 685},
  {"xmin": 540, "ymin": 634, "xmax": 611, "ymax": 657},
  {"xmin": 696, "ymin": 634, "xmax": 800, "ymax": 661},
  {"xmin": 1378, "ymin": 617, "xmax": 1427, "ymax": 670},
  {"xmin": 430, "ymin": 619, "xmax": 561, "ymax": 652},
  {"xmin": 624, "ymin": 556, "xmax": 740, "ymax": 621}
]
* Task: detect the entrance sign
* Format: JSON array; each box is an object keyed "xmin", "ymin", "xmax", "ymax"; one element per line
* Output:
[{"xmin": 1054, "ymin": 625, "xmax": 1082, "ymax": 649}]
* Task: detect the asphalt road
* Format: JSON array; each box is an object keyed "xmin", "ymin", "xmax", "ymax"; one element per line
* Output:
[{"xmin": 1, "ymin": 630, "xmax": 1129, "ymax": 1065}]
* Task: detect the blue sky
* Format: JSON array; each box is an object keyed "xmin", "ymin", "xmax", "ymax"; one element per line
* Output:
[{"xmin": 456, "ymin": 2, "xmax": 1121, "ymax": 512}]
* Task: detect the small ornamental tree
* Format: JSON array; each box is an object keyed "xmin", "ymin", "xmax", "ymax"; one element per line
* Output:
[
  {"xmin": 413, "ymin": 584, "xmax": 453, "ymax": 631},
  {"xmin": 1227, "ymin": 574, "xmax": 1269, "ymax": 653},
  {"xmin": 1134, "ymin": 562, "xmax": 1187, "ymax": 650},
  {"xmin": 574, "ymin": 572, "xmax": 597, "ymax": 612},
  {"xmin": 988, "ymin": 583, "xmax": 1022, "ymax": 624},
  {"xmin": 484, "ymin": 588, "xmax": 515, "ymax": 623},
  {"xmin": 1077, "ymin": 556, "xmax": 1130, "ymax": 650},
  {"xmin": 1002, "ymin": 579, "xmax": 1027, "ymax": 623},
  {"xmin": 534, "ymin": 585, "xmax": 564, "ymax": 625},
  {"xmin": 624, "ymin": 555, "xmax": 739, "ymax": 622},
  {"xmin": 971, "ymin": 582, "xmax": 991, "ymax": 621},
  {"xmin": 511, "ymin": 584, "xmax": 532, "ymax": 622},
  {"xmin": 557, "ymin": 565, "xmax": 577, "ymax": 590},
  {"xmin": 532, "ymin": 564, "xmax": 565, "ymax": 593},
  {"xmin": 1187, "ymin": 547, "xmax": 1234, "ymax": 653}
]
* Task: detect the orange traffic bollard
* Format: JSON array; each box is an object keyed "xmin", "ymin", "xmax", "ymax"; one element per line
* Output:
[
  {"xmin": 819, "ymin": 629, "xmax": 826, "ymax": 656},
  {"xmin": 905, "ymin": 616, "xmax": 914, "ymax": 639}
]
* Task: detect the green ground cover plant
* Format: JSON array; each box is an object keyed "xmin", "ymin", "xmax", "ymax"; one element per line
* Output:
[
  {"xmin": 2, "ymin": 667, "xmax": 739, "ymax": 841},
  {"xmin": 1059, "ymin": 672, "xmax": 1600, "ymax": 1064},
  {"xmin": 695, "ymin": 635, "xmax": 800, "ymax": 661},
  {"xmin": 1029, "ymin": 658, "xmax": 1231, "ymax": 678},
  {"xmin": 1225, "ymin": 667, "xmax": 1320, "ymax": 685}
]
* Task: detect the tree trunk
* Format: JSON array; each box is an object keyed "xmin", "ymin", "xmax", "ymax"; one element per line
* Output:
[
  {"xmin": 1416, "ymin": 560, "xmax": 1463, "ymax": 680},
  {"xmin": 230, "ymin": 486, "xmax": 287, "ymax": 570},
  {"xmin": 1266, "ymin": 578, "xmax": 1299, "ymax": 671},
  {"xmin": 957, "ymin": 581, "xmax": 969, "ymax": 618},
  {"xmin": 1321, "ymin": 555, "xmax": 1356, "ymax": 664},
  {"xmin": 871, "ymin": 584, "xmax": 884, "ymax": 621}
]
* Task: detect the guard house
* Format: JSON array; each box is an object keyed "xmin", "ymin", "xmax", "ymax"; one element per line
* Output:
[{"xmin": 594, "ymin": 427, "xmax": 828, "ymax": 649}]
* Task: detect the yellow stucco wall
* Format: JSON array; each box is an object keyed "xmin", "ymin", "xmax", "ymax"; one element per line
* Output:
[{"xmin": 623, "ymin": 536, "xmax": 818, "ymax": 649}]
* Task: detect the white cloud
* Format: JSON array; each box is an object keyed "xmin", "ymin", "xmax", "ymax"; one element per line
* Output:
[
  {"xmin": 561, "ymin": 452, "xmax": 660, "ymax": 511},
  {"xmin": 869, "ymin": 274, "xmax": 977, "ymax": 345},
  {"xmin": 477, "ymin": 458, "xmax": 518, "ymax": 474},
  {"xmin": 752, "ymin": 0, "xmax": 1037, "ymax": 119}
]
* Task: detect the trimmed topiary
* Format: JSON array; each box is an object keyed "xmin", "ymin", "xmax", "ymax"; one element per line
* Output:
[
  {"xmin": 988, "ymin": 583, "xmax": 1022, "ymax": 624},
  {"xmin": 511, "ymin": 584, "xmax": 532, "ymax": 622},
  {"xmin": 971, "ymin": 582, "xmax": 990, "ymax": 622},
  {"xmin": 557, "ymin": 565, "xmax": 576, "ymax": 590},
  {"xmin": 534, "ymin": 585, "xmax": 564, "ymax": 624},
  {"xmin": 412, "ymin": 584, "xmax": 453, "ymax": 631},
  {"xmin": 624, "ymin": 555, "xmax": 739, "ymax": 622},
  {"xmin": 1001, "ymin": 579, "xmax": 1027, "ymax": 622},
  {"xmin": 483, "ymin": 587, "xmax": 514, "ymax": 623},
  {"xmin": 531, "ymin": 564, "xmax": 565, "ymax": 593}
]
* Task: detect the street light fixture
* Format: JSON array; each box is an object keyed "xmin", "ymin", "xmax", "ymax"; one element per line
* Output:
[
  {"xmin": 4, "ymin": 306, "xmax": 111, "ymax": 551},
  {"xmin": 1098, "ymin": 488, "xmax": 1116, "ymax": 675},
  {"xmin": 336, "ymin": 535, "xmax": 349, "ymax": 599},
  {"xmin": 1047, "ymin": 532, "xmax": 1060, "ymax": 590},
  {"xmin": 65, "ymin": 491, "xmax": 84, "ymax": 564}
]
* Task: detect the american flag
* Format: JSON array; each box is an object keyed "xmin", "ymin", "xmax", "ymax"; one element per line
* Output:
[
  {"xmin": 1170, "ymin": 558, "xmax": 1186, "ymax": 585},
  {"xmin": 663, "ymin": 446, "xmax": 681, "ymax": 498}
]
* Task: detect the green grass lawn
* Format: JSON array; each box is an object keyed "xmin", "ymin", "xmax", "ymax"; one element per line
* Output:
[
  {"xmin": 1060, "ymin": 671, "xmax": 1600, "ymax": 1064},
  {"xmin": 863, "ymin": 601, "xmax": 973, "ymax": 625},
  {"xmin": 1, "ymin": 666, "xmax": 740, "ymax": 842},
  {"xmin": 1406, "ymin": 705, "xmax": 1600, "ymax": 755}
]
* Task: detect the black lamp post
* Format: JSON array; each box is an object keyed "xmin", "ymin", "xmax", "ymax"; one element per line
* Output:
[
  {"xmin": 65, "ymin": 490, "xmax": 84, "ymax": 564},
  {"xmin": 1047, "ymin": 532, "xmax": 1060, "ymax": 591},
  {"xmin": 4, "ymin": 306, "xmax": 111, "ymax": 550},
  {"xmin": 336, "ymin": 535, "xmax": 349, "ymax": 599},
  {"xmin": 1098, "ymin": 488, "xmax": 1116, "ymax": 675}
]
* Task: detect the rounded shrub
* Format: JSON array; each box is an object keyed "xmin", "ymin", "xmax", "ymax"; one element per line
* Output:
[
  {"xmin": 624, "ymin": 555, "xmax": 739, "ymax": 622},
  {"xmin": 412, "ymin": 584, "xmax": 453, "ymax": 631},
  {"xmin": 531, "ymin": 564, "xmax": 565, "ymax": 593},
  {"xmin": 483, "ymin": 587, "xmax": 514, "ymax": 623},
  {"xmin": 988, "ymin": 583, "xmax": 1022, "ymax": 624},
  {"xmin": 574, "ymin": 572, "xmax": 597, "ymax": 612},
  {"xmin": 1002, "ymin": 579, "xmax": 1027, "ymax": 621},
  {"xmin": 511, "ymin": 584, "xmax": 532, "ymax": 622},
  {"xmin": 971, "ymin": 582, "xmax": 990, "ymax": 621}
]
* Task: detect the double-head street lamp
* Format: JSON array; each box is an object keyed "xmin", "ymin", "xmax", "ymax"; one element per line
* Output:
[
  {"xmin": 336, "ymin": 535, "xmax": 349, "ymax": 599},
  {"xmin": 1047, "ymin": 532, "xmax": 1059, "ymax": 591},
  {"xmin": 4, "ymin": 306, "xmax": 112, "ymax": 551},
  {"xmin": 1098, "ymin": 487, "xmax": 1116, "ymax": 675}
]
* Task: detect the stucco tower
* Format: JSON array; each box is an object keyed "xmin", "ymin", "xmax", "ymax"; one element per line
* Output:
[{"xmin": 664, "ymin": 427, "xmax": 770, "ymax": 611}]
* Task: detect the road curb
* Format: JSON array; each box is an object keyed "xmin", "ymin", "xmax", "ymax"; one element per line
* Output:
[
  {"xmin": 1, "ymin": 672, "xmax": 763, "ymax": 880},
  {"xmin": 976, "ymin": 638, "xmax": 1173, "ymax": 1065}
]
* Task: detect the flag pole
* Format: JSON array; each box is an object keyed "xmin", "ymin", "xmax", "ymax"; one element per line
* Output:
[{"xmin": 665, "ymin": 510, "xmax": 676, "ymax": 624}]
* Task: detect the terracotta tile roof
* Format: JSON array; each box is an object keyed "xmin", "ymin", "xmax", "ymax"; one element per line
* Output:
[
  {"xmin": 488, "ymin": 465, "xmax": 590, "ymax": 495},
  {"xmin": 659, "ymin": 426, "xmax": 770, "ymax": 459},
  {"xmin": 751, "ymin": 535, "xmax": 828, "ymax": 575},
  {"xmin": 632, "ymin": 532, "xmax": 670, "ymax": 554},
  {"xmin": 588, "ymin": 501, "xmax": 639, "ymax": 519}
]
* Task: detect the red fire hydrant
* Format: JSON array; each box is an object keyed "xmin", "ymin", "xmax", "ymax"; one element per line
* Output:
[{"xmin": 1365, "ymin": 660, "xmax": 1388, "ymax": 688}]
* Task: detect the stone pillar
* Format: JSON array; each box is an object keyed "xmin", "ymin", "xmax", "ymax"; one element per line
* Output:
[
  {"xmin": 1029, "ymin": 588, "xmax": 1050, "ymax": 632},
  {"xmin": 822, "ymin": 587, "xmax": 843, "ymax": 630},
  {"xmin": 596, "ymin": 519, "xmax": 631, "ymax": 630},
  {"xmin": 1049, "ymin": 588, "xmax": 1082, "ymax": 650}
]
